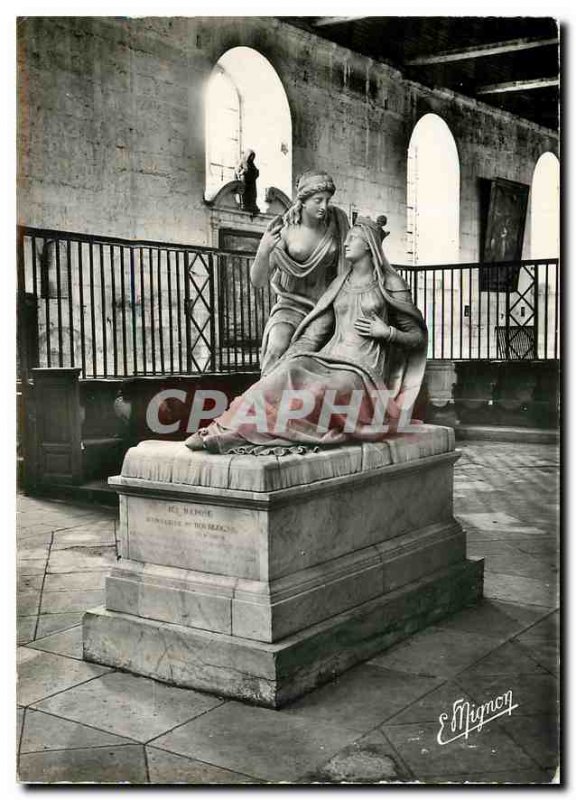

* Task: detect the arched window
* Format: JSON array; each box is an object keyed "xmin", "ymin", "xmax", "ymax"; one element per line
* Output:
[
  {"xmin": 530, "ymin": 152, "xmax": 560, "ymax": 359},
  {"xmin": 407, "ymin": 114, "xmax": 460, "ymax": 265},
  {"xmin": 205, "ymin": 47, "xmax": 292, "ymax": 207},
  {"xmin": 530, "ymin": 152, "xmax": 560, "ymax": 259},
  {"xmin": 205, "ymin": 67, "xmax": 242, "ymax": 189}
]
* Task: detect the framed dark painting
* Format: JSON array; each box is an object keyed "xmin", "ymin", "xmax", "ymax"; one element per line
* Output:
[{"xmin": 480, "ymin": 178, "xmax": 529, "ymax": 292}]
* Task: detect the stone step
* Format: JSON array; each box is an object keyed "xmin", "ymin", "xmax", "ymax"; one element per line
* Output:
[
  {"xmin": 83, "ymin": 558, "xmax": 484, "ymax": 708},
  {"xmin": 454, "ymin": 425, "xmax": 559, "ymax": 444}
]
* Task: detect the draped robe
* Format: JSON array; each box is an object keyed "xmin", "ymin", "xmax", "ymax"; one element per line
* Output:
[
  {"xmin": 196, "ymin": 267, "xmax": 428, "ymax": 455},
  {"xmin": 260, "ymin": 206, "xmax": 349, "ymax": 374}
]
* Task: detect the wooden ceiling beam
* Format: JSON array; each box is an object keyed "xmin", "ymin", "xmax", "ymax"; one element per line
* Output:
[
  {"xmin": 405, "ymin": 37, "xmax": 558, "ymax": 66},
  {"xmin": 476, "ymin": 77, "xmax": 559, "ymax": 95}
]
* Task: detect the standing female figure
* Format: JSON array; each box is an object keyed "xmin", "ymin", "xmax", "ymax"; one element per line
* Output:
[{"xmin": 251, "ymin": 171, "xmax": 349, "ymax": 374}]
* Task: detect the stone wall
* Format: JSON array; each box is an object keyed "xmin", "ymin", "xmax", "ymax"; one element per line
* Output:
[{"xmin": 18, "ymin": 16, "xmax": 559, "ymax": 264}]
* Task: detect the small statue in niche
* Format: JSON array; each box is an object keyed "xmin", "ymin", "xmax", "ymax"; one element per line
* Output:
[{"xmin": 234, "ymin": 149, "xmax": 260, "ymax": 215}]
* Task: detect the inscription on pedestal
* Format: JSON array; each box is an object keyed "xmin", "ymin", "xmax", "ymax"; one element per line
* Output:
[{"xmin": 124, "ymin": 496, "xmax": 263, "ymax": 579}]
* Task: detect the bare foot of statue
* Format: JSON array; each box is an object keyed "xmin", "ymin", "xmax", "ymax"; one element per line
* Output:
[{"xmin": 184, "ymin": 432, "xmax": 206, "ymax": 451}]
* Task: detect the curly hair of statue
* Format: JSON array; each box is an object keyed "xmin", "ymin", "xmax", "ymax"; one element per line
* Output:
[{"xmin": 283, "ymin": 171, "xmax": 336, "ymax": 226}]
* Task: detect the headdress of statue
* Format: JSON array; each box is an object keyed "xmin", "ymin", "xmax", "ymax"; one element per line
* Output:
[
  {"xmin": 284, "ymin": 171, "xmax": 336, "ymax": 225},
  {"xmin": 295, "ymin": 171, "xmax": 336, "ymax": 200}
]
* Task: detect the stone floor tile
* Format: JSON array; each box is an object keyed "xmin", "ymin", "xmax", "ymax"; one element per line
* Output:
[
  {"xmin": 17, "ymin": 575, "xmax": 44, "ymax": 592},
  {"xmin": 150, "ymin": 701, "xmax": 359, "ymax": 783},
  {"xmin": 51, "ymin": 529, "xmax": 116, "ymax": 549},
  {"xmin": 283, "ymin": 665, "xmax": 441, "ymax": 731},
  {"xmin": 17, "ymin": 708, "xmax": 25, "ymax": 749},
  {"xmin": 416, "ymin": 767, "xmax": 551, "ymax": 784},
  {"xmin": 466, "ymin": 540, "xmax": 516, "ymax": 555},
  {"xmin": 17, "ymin": 495, "xmax": 52, "ymax": 508},
  {"xmin": 17, "ymin": 647, "xmax": 111, "ymax": 707},
  {"xmin": 146, "ymin": 746, "xmax": 261, "ymax": 784},
  {"xmin": 21, "ymin": 709, "xmax": 137, "ymax": 753},
  {"xmin": 456, "ymin": 672, "xmax": 559, "ymax": 718},
  {"xmin": 17, "ymin": 524, "xmax": 57, "ymax": 539},
  {"xmin": 382, "ymin": 720, "xmax": 537, "ymax": 778},
  {"xmin": 46, "ymin": 515, "xmax": 116, "ymax": 532},
  {"xmin": 462, "ymin": 641, "xmax": 547, "ymax": 676},
  {"xmin": 515, "ymin": 640, "xmax": 559, "ymax": 675},
  {"xmin": 63, "ymin": 509, "xmax": 117, "ymax": 523},
  {"xmin": 32, "ymin": 672, "xmax": 224, "ymax": 743},
  {"xmin": 16, "ymin": 510, "xmax": 50, "ymax": 523},
  {"xmin": 366, "ymin": 626, "xmax": 500, "ymax": 678},
  {"xmin": 471, "ymin": 548, "xmax": 557, "ymax": 582},
  {"xmin": 515, "ymin": 539, "xmax": 559, "ymax": 557},
  {"xmin": 18, "ymin": 744, "xmax": 147, "ymax": 784},
  {"xmin": 35, "ymin": 613, "xmax": 84, "ymax": 638},
  {"xmin": 17, "ymin": 591, "xmax": 42, "ymax": 616},
  {"xmin": 502, "ymin": 714, "xmax": 559, "ymax": 769},
  {"xmin": 435, "ymin": 600, "xmax": 549, "ymax": 640},
  {"xmin": 18, "ymin": 533, "xmax": 53, "ymax": 549},
  {"xmin": 18, "ymin": 498, "xmax": 92, "ymax": 513},
  {"xmin": 54, "ymin": 518, "xmax": 116, "ymax": 534},
  {"xmin": 465, "ymin": 529, "xmax": 550, "ymax": 542},
  {"xmin": 18, "ymin": 561, "xmax": 48, "ymax": 579},
  {"xmin": 456, "ymin": 511, "xmax": 524, "ymax": 530},
  {"xmin": 28, "ymin": 626, "xmax": 84, "ymax": 659},
  {"xmin": 17, "ymin": 616, "xmax": 38, "ymax": 645},
  {"xmin": 17, "ymin": 645, "xmax": 51, "ymax": 666},
  {"xmin": 17, "ymin": 559, "xmax": 47, "ymax": 576},
  {"xmin": 515, "ymin": 610, "xmax": 559, "ymax": 643},
  {"xmin": 47, "ymin": 546, "xmax": 118, "ymax": 573},
  {"xmin": 43, "ymin": 571, "xmax": 107, "ymax": 592},
  {"xmin": 384, "ymin": 681, "xmax": 475, "ymax": 725},
  {"xmin": 19, "ymin": 505, "xmax": 110, "ymax": 526},
  {"xmin": 40, "ymin": 589, "xmax": 104, "ymax": 614},
  {"xmin": 484, "ymin": 573, "xmax": 558, "ymax": 609},
  {"xmin": 526, "ymin": 552, "xmax": 558, "ymax": 571},
  {"xmin": 299, "ymin": 728, "xmax": 413, "ymax": 783},
  {"xmin": 17, "ymin": 541, "xmax": 51, "ymax": 558},
  {"xmin": 13, "ymin": 440, "xmax": 559, "ymax": 785}
]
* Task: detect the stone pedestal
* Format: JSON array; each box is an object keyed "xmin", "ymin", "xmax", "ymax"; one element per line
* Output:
[{"xmin": 83, "ymin": 425, "xmax": 483, "ymax": 707}]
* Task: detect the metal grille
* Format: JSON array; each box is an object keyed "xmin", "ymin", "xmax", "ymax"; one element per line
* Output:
[
  {"xmin": 17, "ymin": 227, "xmax": 273, "ymax": 379},
  {"xmin": 17, "ymin": 226, "xmax": 560, "ymax": 380},
  {"xmin": 398, "ymin": 258, "xmax": 559, "ymax": 362},
  {"xmin": 496, "ymin": 326, "xmax": 535, "ymax": 360}
]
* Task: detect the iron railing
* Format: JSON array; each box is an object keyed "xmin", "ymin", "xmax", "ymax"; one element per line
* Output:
[
  {"xmin": 17, "ymin": 226, "xmax": 560, "ymax": 380},
  {"xmin": 17, "ymin": 226, "xmax": 273, "ymax": 379},
  {"xmin": 396, "ymin": 258, "xmax": 560, "ymax": 361}
]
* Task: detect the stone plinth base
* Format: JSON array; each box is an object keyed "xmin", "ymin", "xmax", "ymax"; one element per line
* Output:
[
  {"xmin": 83, "ymin": 425, "xmax": 483, "ymax": 706},
  {"xmin": 84, "ymin": 558, "xmax": 483, "ymax": 708}
]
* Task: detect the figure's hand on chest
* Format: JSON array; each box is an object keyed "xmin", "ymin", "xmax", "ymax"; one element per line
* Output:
[{"xmin": 354, "ymin": 315, "xmax": 391, "ymax": 340}]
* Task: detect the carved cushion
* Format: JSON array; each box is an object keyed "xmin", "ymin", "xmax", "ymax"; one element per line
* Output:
[{"xmin": 117, "ymin": 424, "xmax": 455, "ymax": 493}]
